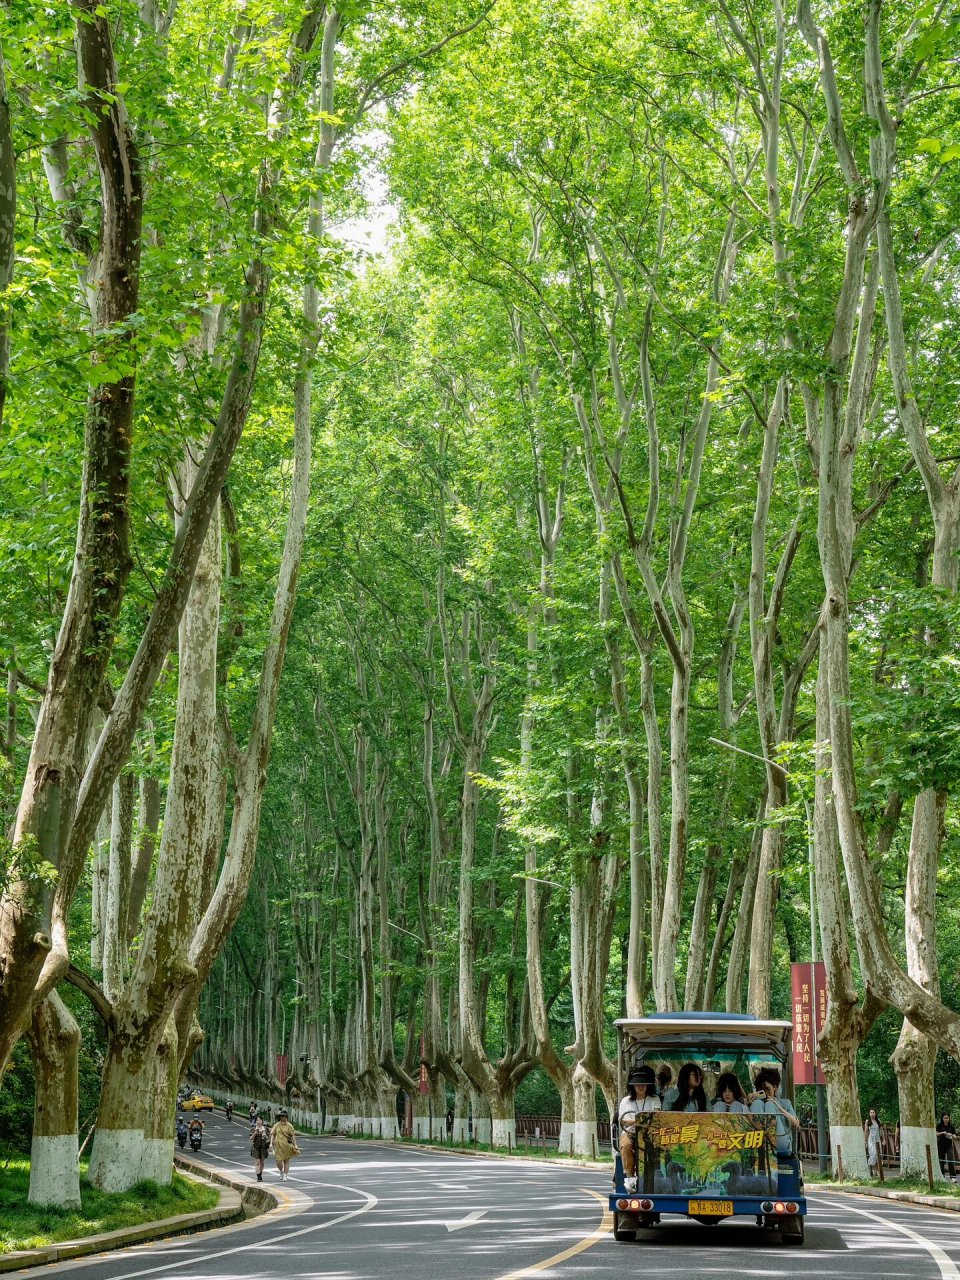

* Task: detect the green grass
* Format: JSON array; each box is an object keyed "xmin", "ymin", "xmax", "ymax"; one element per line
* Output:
[
  {"xmin": 809, "ymin": 1171, "xmax": 960, "ymax": 1198},
  {"xmin": 0, "ymin": 1153, "xmax": 219, "ymax": 1254}
]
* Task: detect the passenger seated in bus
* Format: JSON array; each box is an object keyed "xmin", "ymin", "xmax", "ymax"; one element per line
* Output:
[
  {"xmin": 618, "ymin": 1065, "xmax": 660, "ymax": 1190},
  {"xmin": 712, "ymin": 1072, "xmax": 748, "ymax": 1112},
  {"xmin": 748, "ymin": 1067, "xmax": 800, "ymax": 1153},
  {"xmin": 664, "ymin": 1062, "xmax": 707, "ymax": 1112},
  {"xmin": 656, "ymin": 1064, "xmax": 673, "ymax": 1101}
]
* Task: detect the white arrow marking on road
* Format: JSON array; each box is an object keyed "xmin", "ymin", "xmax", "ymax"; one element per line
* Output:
[
  {"xmin": 410, "ymin": 1209, "xmax": 488, "ymax": 1232},
  {"xmin": 445, "ymin": 1209, "xmax": 488, "ymax": 1232}
]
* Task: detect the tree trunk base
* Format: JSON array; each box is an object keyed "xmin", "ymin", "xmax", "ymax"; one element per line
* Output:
[
  {"xmin": 491, "ymin": 1117, "xmax": 515, "ymax": 1148},
  {"xmin": 29, "ymin": 1134, "xmax": 81, "ymax": 1208},
  {"xmin": 371, "ymin": 1113, "xmax": 399, "ymax": 1139},
  {"xmin": 138, "ymin": 1137, "xmax": 174, "ymax": 1185},
  {"xmin": 899, "ymin": 1124, "xmax": 946, "ymax": 1182},
  {"xmin": 572, "ymin": 1119, "xmax": 597, "ymax": 1158},
  {"xmin": 829, "ymin": 1124, "xmax": 869, "ymax": 1179},
  {"xmin": 88, "ymin": 1128, "xmax": 147, "ymax": 1191}
]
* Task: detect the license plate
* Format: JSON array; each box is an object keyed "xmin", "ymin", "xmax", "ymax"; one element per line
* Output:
[{"xmin": 688, "ymin": 1199, "xmax": 733, "ymax": 1216}]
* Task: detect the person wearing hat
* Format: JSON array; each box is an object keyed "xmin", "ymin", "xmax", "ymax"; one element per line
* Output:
[
  {"xmin": 618, "ymin": 1065, "xmax": 660, "ymax": 1191},
  {"xmin": 270, "ymin": 1108, "xmax": 301, "ymax": 1181}
]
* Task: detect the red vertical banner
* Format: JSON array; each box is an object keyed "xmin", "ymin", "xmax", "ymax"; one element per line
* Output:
[
  {"xmin": 277, "ymin": 1053, "xmax": 288, "ymax": 1087},
  {"xmin": 790, "ymin": 962, "xmax": 826, "ymax": 1085}
]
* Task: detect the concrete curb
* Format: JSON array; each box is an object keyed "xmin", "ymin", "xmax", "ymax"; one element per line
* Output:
[
  {"xmin": 807, "ymin": 1181, "xmax": 960, "ymax": 1214},
  {"xmin": 0, "ymin": 1155, "xmax": 286, "ymax": 1272}
]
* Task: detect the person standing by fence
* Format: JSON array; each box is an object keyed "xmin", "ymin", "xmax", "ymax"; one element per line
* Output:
[{"xmin": 864, "ymin": 1108, "xmax": 882, "ymax": 1176}]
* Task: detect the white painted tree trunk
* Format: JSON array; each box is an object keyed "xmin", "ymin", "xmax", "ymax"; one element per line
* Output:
[{"xmin": 27, "ymin": 993, "xmax": 80, "ymax": 1208}]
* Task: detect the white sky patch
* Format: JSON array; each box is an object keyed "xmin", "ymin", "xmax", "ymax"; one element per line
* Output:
[{"xmin": 334, "ymin": 128, "xmax": 399, "ymax": 265}]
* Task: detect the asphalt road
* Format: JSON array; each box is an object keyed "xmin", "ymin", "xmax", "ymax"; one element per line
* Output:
[{"xmin": 24, "ymin": 1115, "xmax": 960, "ymax": 1280}]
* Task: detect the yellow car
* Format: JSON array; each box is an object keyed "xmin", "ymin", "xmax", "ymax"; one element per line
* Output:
[{"xmin": 181, "ymin": 1093, "xmax": 215, "ymax": 1112}]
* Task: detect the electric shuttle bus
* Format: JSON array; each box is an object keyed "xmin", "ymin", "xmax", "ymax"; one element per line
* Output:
[{"xmin": 610, "ymin": 1012, "xmax": 807, "ymax": 1244}]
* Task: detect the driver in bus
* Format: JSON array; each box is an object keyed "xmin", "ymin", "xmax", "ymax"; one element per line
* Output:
[
  {"xmin": 749, "ymin": 1067, "xmax": 800, "ymax": 1153},
  {"xmin": 618, "ymin": 1065, "xmax": 660, "ymax": 1191}
]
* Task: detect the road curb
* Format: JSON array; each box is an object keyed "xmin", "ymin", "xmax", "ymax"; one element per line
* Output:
[
  {"xmin": 807, "ymin": 1181, "xmax": 960, "ymax": 1214},
  {"xmin": 0, "ymin": 1154, "xmax": 294, "ymax": 1272}
]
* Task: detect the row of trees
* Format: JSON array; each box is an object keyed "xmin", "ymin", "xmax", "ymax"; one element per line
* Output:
[
  {"xmin": 0, "ymin": 0, "xmax": 491, "ymax": 1206},
  {"xmin": 2, "ymin": 0, "xmax": 960, "ymax": 1210},
  {"xmin": 193, "ymin": 0, "xmax": 960, "ymax": 1181}
]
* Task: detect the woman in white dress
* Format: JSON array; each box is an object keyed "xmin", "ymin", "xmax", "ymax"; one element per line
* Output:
[{"xmin": 864, "ymin": 1107, "xmax": 882, "ymax": 1176}]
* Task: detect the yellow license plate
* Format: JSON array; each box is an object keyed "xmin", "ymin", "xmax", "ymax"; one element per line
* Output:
[{"xmin": 688, "ymin": 1199, "xmax": 733, "ymax": 1216}]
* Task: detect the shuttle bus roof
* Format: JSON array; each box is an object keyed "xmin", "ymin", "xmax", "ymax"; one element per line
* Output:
[{"xmin": 615, "ymin": 1014, "xmax": 792, "ymax": 1057}]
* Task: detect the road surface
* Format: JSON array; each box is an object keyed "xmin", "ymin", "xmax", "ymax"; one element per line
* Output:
[{"xmin": 21, "ymin": 1116, "xmax": 960, "ymax": 1280}]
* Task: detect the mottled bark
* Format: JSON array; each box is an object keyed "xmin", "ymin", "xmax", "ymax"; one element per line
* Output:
[
  {"xmin": 0, "ymin": 1, "xmax": 142, "ymax": 1075},
  {"xmin": 27, "ymin": 993, "xmax": 81, "ymax": 1207}
]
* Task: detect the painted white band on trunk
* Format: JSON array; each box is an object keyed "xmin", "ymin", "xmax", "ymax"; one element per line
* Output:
[
  {"xmin": 473, "ymin": 1117, "xmax": 492, "ymax": 1145},
  {"xmin": 138, "ymin": 1138, "xmax": 174, "ymax": 1185},
  {"xmin": 371, "ymin": 1114, "xmax": 398, "ymax": 1138},
  {"xmin": 572, "ymin": 1120, "xmax": 598, "ymax": 1157},
  {"xmin": 29, "ymin": 1134, "xmax": 81, "ymax": 1208},
  {"xmin": 830, "ymin": 1124, "xmax": 869, "ymax": 1179},
  {"xmin": 899, "ymin": 1124, "xmax": 946, "ymax": 1180},
  {"xmin": 491, "ymin": 1119, "xmax": 516, "ymax": 1148},
  {"xmin": 453, "ymin": 1116, "xmax": 470, "ymax": 1142},
  {"xmin": 558, "ymin": 1121, "xmax": 574, "ymax": 1152},
  {"xmin": 88, "ymin": 1128, "xmax": 146, "ymax": 1192}
]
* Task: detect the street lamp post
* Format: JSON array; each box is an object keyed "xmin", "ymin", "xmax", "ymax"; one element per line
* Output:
[{"xmin": 708, "ymin": 738, "xmax": 829, "ymax": 1175}]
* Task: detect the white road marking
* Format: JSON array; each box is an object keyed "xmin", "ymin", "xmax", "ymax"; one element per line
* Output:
[
  {"xmin": 69, "ymin": 1183, "xmax": 378, "ymax": 1280},
  {"xmin": 405, "ymin": 1209, "xmax": 488, "ymax": 1232},
  {"xmin": 823, "ymin": 1196, "xmax": 960, "ymax": 1279}
]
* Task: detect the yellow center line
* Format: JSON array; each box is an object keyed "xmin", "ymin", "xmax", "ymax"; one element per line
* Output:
[{"xmin": 496, "ymin": 1188, "xmax": 612, "ymax": 1280}]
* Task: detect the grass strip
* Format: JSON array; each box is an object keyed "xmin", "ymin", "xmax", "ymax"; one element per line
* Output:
[{"xmin": 0, "ymin": 1152, "xmax": 219, "ymax": 1254}]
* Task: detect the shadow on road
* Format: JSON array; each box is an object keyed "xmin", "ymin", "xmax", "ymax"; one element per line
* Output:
[{"xmin": 619, "ymin": 1222, "xmax": 847, "ymax": 1250}]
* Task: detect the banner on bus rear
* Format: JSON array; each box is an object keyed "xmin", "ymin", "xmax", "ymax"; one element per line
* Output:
[{"xmin": 631, "ymin": 1112, "xmax": 778, "ymax": 1197}]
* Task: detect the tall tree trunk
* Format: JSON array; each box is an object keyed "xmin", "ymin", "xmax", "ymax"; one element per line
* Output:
[
  {"xmin": 27, "ymin": 992, "xmax": 81, "ymax": 1208},
  {"xmin": 88, "ymin": 466, "xmax": 221, "ymax": 1191},
  {"xmin": 0, "ymin": 1, "xmax": 142, "ymax": 1075},
  {"xmin": 813, "ymin": 633, "xmax": 872, "ymax": 1178}
]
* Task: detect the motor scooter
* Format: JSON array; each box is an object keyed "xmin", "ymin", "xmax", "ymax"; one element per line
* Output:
[
  {"xmin": 176, "ymin": 1117, "xmax": 188, "ymax": 1149},
  {"xmin": 189, "ymin": 1125, "xmax": 203, "ymax": 1152}
]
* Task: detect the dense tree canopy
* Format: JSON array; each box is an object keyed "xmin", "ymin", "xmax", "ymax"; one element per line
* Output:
[{"xmin": 1, "ymin": 0, "xmax": 960, "ymax": 1205}]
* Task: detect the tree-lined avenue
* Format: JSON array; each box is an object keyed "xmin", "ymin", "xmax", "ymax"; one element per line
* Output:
[{"xmin": 28, "ymin": 1122, "xmax": 960, "ymax": 1280}]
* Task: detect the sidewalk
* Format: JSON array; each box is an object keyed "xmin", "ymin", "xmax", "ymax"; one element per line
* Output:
[{"xmin": 0, "ymin": 1156, "xmax": 292, "ymax": 1273}]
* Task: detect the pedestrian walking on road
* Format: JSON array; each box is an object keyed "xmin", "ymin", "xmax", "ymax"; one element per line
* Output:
[
  {"xmin": 250, "ymin": 1117, "xmax": 270, "ymax": 1181},
  {"xmin": 271, "ymin": 1108, "xmax": 301, "ymax": 1181},
  {"xmin": 864, "ymin": 1108, "xmax": 882, "ymax": 1177}
]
